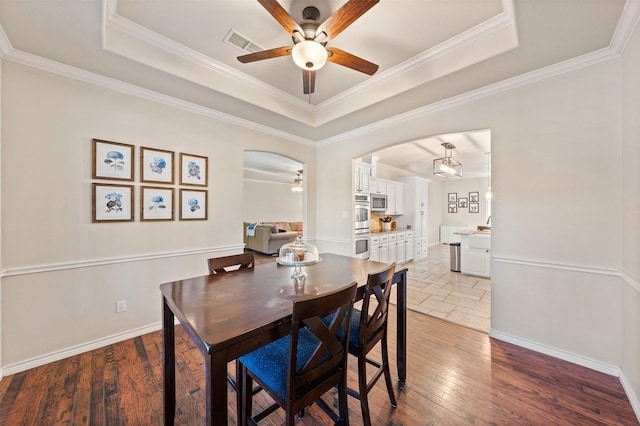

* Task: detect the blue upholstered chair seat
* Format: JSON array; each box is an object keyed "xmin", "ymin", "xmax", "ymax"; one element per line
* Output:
[
  {"xmin": 331, "ymin": 309, "xmax": 372, "ymax": 349},
  {"xmin": 239, "ymin": 328, "xmax": 328, "ymax": 398}
]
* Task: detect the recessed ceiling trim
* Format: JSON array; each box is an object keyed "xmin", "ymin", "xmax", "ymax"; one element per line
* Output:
[
  {"xmin": 317, "ymin": 46, "xmax": 621, "ymax": 147},
  {"xmin": 313, "ymin": 0, "xmax": 519, "ymax": 126},
  {"xmin": 610, "ymin": 0, "xmax": 640, "ymax": 51},
  {"xmin": 103, "ymin": 0, "xmax": 317, "ymax": 125},
  {"xmin": 103, "ymin": 0, "xmax": 518, "ymax": 128}
]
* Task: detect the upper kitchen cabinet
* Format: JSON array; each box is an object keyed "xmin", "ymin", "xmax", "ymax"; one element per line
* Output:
[
  {"xmin": 386, "ymin": 182, "xmax": 404, "ymax": 215},
  {"xmin": 370, "ymin": 177, "xmax": 403, "ymax": 215},
  {"xmin": 355, "ymin": 162, "xmax": 372, "ymax": 193},
  {"xmin": 370, "ymin": 178, "xmax": 387, "ymax": 195}
]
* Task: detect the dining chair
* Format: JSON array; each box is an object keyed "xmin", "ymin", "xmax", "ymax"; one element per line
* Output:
[
  {"xmin": 236, "ymin": 282, "xmax": 358, "ymax": 426},
  {"xmin": 207, "ymin": 251, "xmax": 255, "ymax": 275},
  {"xmin": 346, "ymin": 263, "xmax": 397, "ymax": 426},
  {"xmin": 207, "ymin": 251, "xmax": 257, "ymax": 393}
]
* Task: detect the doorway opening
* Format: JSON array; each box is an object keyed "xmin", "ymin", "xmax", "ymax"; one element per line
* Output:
[{"xmin": 354, "ymin": 129, "xmax": 491, "ymax": 333}]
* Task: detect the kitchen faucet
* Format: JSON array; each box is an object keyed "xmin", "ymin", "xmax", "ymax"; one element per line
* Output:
[{"xmin": 486, "ymin": 216, "xmax": 491, "ymax": 225}]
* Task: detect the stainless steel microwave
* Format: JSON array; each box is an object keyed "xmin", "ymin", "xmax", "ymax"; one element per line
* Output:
[{"xmin": 371, "ymin": 194, "xmax": 387, "ymax": 211}]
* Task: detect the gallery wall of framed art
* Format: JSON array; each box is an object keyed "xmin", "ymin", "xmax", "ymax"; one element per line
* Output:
[{"xmin": 91, "ymin": 138, "xmax": 209, "ymax": 223}]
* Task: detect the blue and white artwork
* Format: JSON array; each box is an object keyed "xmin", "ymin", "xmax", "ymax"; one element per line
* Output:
[
  {"xmin": 180, "ymin": 189, "xmax": 207, "ymax": 220},
  {"xmin": 141, "ymin": 147, "xmax": 174, "ymax": 184},
  {"xmin": 180, "ymin": 153, "xmax": 208, "ymax": 186},
  {"xmin": 141, "ymin": 187, "xmax": 174, "ymax": 221},
  {"xmin": 93, "ymin": 183, "xmax": 133, "ymax": 222},
  {"xmin": 93, "ymin": 139, "xmax": 134, "ymax": 181}
]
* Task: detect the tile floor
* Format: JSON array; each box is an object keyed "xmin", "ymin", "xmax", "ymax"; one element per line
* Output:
[
  {"xmin": 391, "ymin": 243, "xmax": 491, "ymax": 333},
  {"xmin": 253, "ymin": 243, "xmax": 491, "ymax": 333}
]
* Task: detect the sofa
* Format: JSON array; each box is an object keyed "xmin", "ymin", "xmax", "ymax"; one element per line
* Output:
[{"xmin": 244, "ymin": 221, "xmax": 303, "ymax": 255}]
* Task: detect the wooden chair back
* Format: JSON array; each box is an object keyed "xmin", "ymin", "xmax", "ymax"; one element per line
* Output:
[
  {"xmin": 207, "ymin": 252, "xmax": 255, "ymax": 275},
  {"xmin": 359, "ymin": 263, "xmax": 396, "ymax": 353},
  {"xmin": 286, "ymin": 282, "xmax": 357, "ymax": 410},
  {"xmin": 237, "ymin": 282, "xmax": 357, "ymax": 425}
]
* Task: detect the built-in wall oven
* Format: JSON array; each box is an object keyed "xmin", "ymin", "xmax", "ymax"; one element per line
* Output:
[
  {"xmin": 355, "ymin": 232, "xmax": 370, "ymax": 259},
  {"xmin": 354, "ymin": 194, "xmax": 370, "ymax": 259},
  {"xmin": 354, "ymin": 194, "xmax": 370, "ymax": 232}
]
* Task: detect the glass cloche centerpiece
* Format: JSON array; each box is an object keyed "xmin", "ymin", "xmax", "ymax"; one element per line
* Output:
[{"xmin": 277, "ymin": 236, "xmax": 321, "ymax": 285}]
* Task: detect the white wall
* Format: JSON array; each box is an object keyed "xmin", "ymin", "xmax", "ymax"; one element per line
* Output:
[
  {"xmin": 0, "ymin": 62, "xmax": 316, "ymax": 369},
  {"xmin": 621, "ymin": 18, "xmax": 640, "ymax": 418},
  {"xmin": 318, "ymin": 57, "xmax": 624, "ymax": 374},
  {"xmin": 1, "ymin": 25, "xmax": 638, "ymax": 420},
  {"xmin": 242, "ymin": 180, "xmax": 303, "ymax": 223},
  {"xmin": 441, "ymin": 177, "xmax": 490, "ymax": 227}
]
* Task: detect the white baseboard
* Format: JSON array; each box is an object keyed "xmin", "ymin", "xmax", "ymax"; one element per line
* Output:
[
  {"xmin": 620, "ymin": 370, "xmax": 640, "ymax": 423},
  {"xmin": 489, "ymin": 328, "xmax": 620, "ymax": 376},
  {"xmin": 1, "ymin": 322, "xmax": 163, "ymax": 377}
]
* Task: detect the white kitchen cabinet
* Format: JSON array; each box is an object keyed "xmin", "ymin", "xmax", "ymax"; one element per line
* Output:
[
  {"xmin": 371, "ymin": 231, "xmax": 413, "ymax": 264},
  {"xmin": 370, "ymin": 235, "xmax": 380, "ymax": 261},
  {"xmin": 388, "ymin": 233, "xmax": 397, "ymax": 263},
  {"xmin": 404, "ymin": 231, "xmax": 414, "ymax": 261},
  {"xmin": 396, "ymin": 232, "xmax": 406, "ymax": 263},
  {"xmin": 396, "ymin": 176, "xmax": 428, "ymax": 259},
  {"xmin": 355, "ymin": 162, "xmax": 371, "ymax": 193},
  {"xmin": 386, "ymin": 182, "xmax": 404, "ymax": 215},
  {"xmin": 460, "ymin": 234, "xmax": 491, "ymax": 278},
  {"xmin": 370, "ymin": 234, "xmax": 391, "ymax": 263},
  {"xmin": 370, "ymin": 178, "xmax": 387, "ymax": 195},
  {"xmin": 380, "ymin": 243, "xmax": 389, "ymax": 263}
]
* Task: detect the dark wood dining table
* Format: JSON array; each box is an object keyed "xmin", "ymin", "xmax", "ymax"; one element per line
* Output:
[{"xmin": 160, "ymin": 252, "xmax": 408, "ymax": 425}]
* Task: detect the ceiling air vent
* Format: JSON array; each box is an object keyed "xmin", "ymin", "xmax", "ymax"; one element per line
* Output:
[{"xmin": 223, "ymin": 29, "xmax": 264, "ymax": 54}]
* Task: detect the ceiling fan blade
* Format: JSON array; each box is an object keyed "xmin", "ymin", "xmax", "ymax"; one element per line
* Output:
[
  {"xmin": 257, "ymin": 0, "xmax": 304, "ymax": 35},
  {"xmin": 237, "ymin": 46, "xmax": 291, "ymax": 63},
  {"xmin": 316, "ymin": 0, "xmax": 379, "ymax": 41},
  {"xmin": 302, "ymin": 70, "xmax": 316, "ymax": 95},
  {"xmin": 326, "ymin": 47, "xmax": 378, "ymax": 75}
]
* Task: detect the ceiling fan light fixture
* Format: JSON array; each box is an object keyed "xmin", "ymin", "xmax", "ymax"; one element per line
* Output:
[
  {"xmin": 433, "ymin": 142, "xmax": 462, "ymax": 178},
  {"xmin": 292, "ymin": 40, "xmax": 327, "ymax": 70}
]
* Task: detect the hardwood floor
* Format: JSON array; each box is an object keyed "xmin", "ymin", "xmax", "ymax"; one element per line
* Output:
[{"xmin": 0, "ymin": 305, "xmax": 637, "ymax": 425}]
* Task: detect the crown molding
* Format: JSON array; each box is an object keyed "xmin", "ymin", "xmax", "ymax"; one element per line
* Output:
[
  {"xmin": 0, "ymin": 26, "xmax": 315, "ymax": 147},
  {"xmin": 317, "ymin": 46, "xmax": 621, "ymax": 147},
  {"xmin": 103, "ymin": 0, "xmax": 317, "ymax": 126},
  {"xmin": 314, "ymin": 0, "xmax": 518, "ymax": 125},
  {"xmin": 104, "ymin": 0, "xmax": 518, "ymax": 127},
  {"xmin": 610, "ymin": 0, "xmax": 640, "ymax": 53},
  {"xmin": 2, "ymin": 0, "xmax": 639, "ymax": 148}
]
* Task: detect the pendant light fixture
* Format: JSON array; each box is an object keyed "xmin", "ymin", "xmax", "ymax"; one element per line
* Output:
[
  {"xmin": 291, "ymin": 170, "xmax": 303, "ymax": 192},
  {"xmin": 433, "ymin": 142, "xmax": 462, "ymax": 178}
]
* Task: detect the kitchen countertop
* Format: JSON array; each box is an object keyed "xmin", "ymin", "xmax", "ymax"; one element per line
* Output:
[
  {"xmin": 454, "ymin": 230, "xmax": 491, "ymax": 236},
  {"xmin": 370, "ymin": 227, "xmax": 412, "ymax": 235}
]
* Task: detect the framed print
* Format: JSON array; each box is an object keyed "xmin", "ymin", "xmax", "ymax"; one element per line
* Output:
[
  {"xmin": 141, "ymin": 186, "xmax": 174, "ymax": 221},
  {"xmin": 458, "ymin": 198, "xmax": 468, "ymax": 209},
  {"xmin": 92, "ymin": 139, "xmax": 134, "ymax": 181},
  {"xmin": 448, "ymin": 203, "xmax": 457, "ymax": 213},
  {"xmin": 141, "ymin": 147, "xmax": 174, "ymax": 184},
  {"xmin": 180, "ymin": 153, "xmax": 208, "ymax": 186},
  {"xmin": 93, "ymin": 183, "xmax": 134, "ymax": 222},
  {"xmin": 469, "ymin": 203, "xmax": 479, "ymax": 213},
  {"xmin": 448, "ymin": 192, "xmax": 457, "ymax": 203},
  {"xmin": 469, "ymin": 192, "xmax": 479, "ymax": 203},
  {"xmin": 180, "ymin": 189, "xmax": 208, "ymax": 220}
]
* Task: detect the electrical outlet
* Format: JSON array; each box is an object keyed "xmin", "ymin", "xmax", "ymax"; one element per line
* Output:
[{"xmin": 116, "ymin": 300, "xmax": 127, "ymax": 313}]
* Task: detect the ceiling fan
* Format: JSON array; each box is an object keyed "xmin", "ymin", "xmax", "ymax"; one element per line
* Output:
[{"xmin": 238, "ymin": 0, "xmax": 380, "ymax": 95}]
